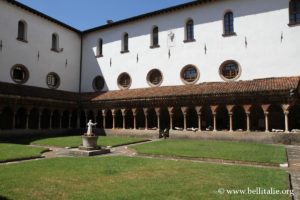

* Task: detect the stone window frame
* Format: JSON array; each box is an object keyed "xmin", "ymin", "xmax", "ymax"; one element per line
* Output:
[
  {"xmin": 146, "ymin": 69, "xmax": 163, "ymax": 87},
  {"xmin": 184, "ymin": 18, "xmax": 196, "ymax": 43},
  {"xmin": 180, "ymin": 64, "xmax": 200, "ymax": 85},
  {"xmin": 10, "ymin": 64, "xmax": 29, "ymax": 84},
  {"xmin": 93, "ymin": 75, "xmax": 105, "ymax": 91},
  {"xmin": 117, "ymin": 72, "xmax": 132, "ymax": 90},
  {"xmin": 219, "ymin": 60, "xmax": 242, "ymax": 81},
  {"xmin": 46, "ymin": 72, "xmax": 60, "ymax": 89}
]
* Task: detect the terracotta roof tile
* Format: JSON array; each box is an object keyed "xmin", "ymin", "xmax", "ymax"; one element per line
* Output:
[
  {"xmin": 82, "ymin": 76, "xmax": 300, "ymax": 101},
  {"xmin": 0, "ymin": 82, "xmax": 79, "ymax": 101}
]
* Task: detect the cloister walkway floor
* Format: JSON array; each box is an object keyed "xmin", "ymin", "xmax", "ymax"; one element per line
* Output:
[{"xmin": 0, "ymin": 140, "xmax": 299, "ymax": 200}]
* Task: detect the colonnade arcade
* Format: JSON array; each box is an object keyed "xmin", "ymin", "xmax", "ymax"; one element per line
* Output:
[{"xmin": 1, "ymin": 104, "xmax": 299, "ymax": 132}]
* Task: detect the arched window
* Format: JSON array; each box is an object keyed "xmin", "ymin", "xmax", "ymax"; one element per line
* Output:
[
  {"xmin": 224, "ymin": 11, "xmax": 235, "ymax": 35},
  {"xmin": 185, "ymin": 19, "xmax": 194, "ymax": 42},
  {"xmin": 97, "ymin": 38, "xmax": 103, "ymax": 57},
  {"xmin": 51, "ymin": 33, "xmax": 59, "ymax": 52},
  {"xmin": 17, "ymin": 20, "xmax": 27, "ymax": 42},
  {"xmin": 289, "ymin": 0, "xmax": 300, "ymax": 24},
  {"xmin": 121, "ymin": 33, "xmax": 129, "ymax": 53},
  {"xmin": 151, "ymin": 26, "xmax": 159, "ymax": 48}
]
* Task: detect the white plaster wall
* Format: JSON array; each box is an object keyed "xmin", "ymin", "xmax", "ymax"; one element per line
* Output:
[
  {"xmin": 0, "ymin": 1, "xmax": 81, "ymax": 92},
  {"xmin": 82, "ymin": 0, "xmax": 300, "ymax": 92}
]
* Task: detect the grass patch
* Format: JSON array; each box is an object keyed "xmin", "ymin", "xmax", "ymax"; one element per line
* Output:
[
  {"xmin": 0, "ymin": 143, "xmax": 46, "ymax": 162},
  {"xmin": 132, "ymin": 139, "xmax": 286, "ymax": 164},
  {"xmin": 0, "ymin": 156, "xmax": 290, "ymax": 200},
  {"xmin": 31, "ymin": 135, "xmax": 147, "ymax": 148}
]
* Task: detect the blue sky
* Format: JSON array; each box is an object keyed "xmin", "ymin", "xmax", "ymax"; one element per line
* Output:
[{"xmin": 17, "ymin": 0, "xmax": 194, "ymax": 31}]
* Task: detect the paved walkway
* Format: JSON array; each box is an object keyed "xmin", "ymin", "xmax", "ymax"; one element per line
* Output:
[{"xmin": 286, "ymin": 145, "xmax": 300, "ymax": 200}]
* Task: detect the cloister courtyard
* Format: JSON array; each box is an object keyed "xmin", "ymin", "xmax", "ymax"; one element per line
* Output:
[{"xmin": 0, "ymin": 133, "xmax": 299, "ymax": 200}]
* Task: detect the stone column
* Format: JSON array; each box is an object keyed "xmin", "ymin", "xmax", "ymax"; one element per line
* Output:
[
  {"xmin": 143, "ymin": 108, "xmax": 148, "ymax": 130},
  {"xmin": 229, "ymin": 112, "xmax": 233, "ymax": 132},
  {"xmin": 155, "ymin": 108, "xmax": 160, "ymax": 130},
  {"xmin": 195, "ymin": 106, "xmax": 202, "ymax": 131},
  {"xmin": 226, "ymin": 105, "xmax": 234, "ymax": 132},
  {"xmin": 102, "ymin": 109, "xmax": 107, "ymax": 129},
  {"xmin": 38, "ymin": 110, "xmax": 42, "ymax": 130},
  {"xmin": 49, "ymin": 110, "xmax": 53, "ymax": 129},
  {"xmin": 132, "ymin": 109, "xmax": 137, "ymax": 130},
  {"xmin": 210, "ymin": 106, "xmax": 218, "ymax": 132},
  {"xmin": 213, "ymin": 112, "xmax": 217, "ymax": 132},
  {"xmin": 168, "ymin": 107, "xmax": 174, "ymax": 130},
  {"xmin": 181, "ymin": 107, "xmax": 188, "ymax": 131},
  {"xmin": 246, "ymin": 112, "xmax": 250, "ymax": 132},
  {"xmin": 12, "ymin": 110, "xmax": 16, "ymax": 129},
  {"xmin": 243, "ymin": 105, "xmax": 251, "ymax": 132},
  {"xmin": 121, "ymin": 109, "xmax": 126, "ymax": 130},
  {"xmin": 264, "ymin": 112, "xmax": 269, "ymax": 132},
  {"xmin": 282, "ymin": 104, "xmax": 290, "ymax": 133},
  {"xmin": 261, "ymin": 105, "xmax": 270, "ymax": 132},
  {"xmin": 25, "ymin": 110, "xmax": 30, "ymax": 129},
  {"xmin": 77, "ymin": 111, "xmax": 81, "ymax": 128},
  {"xmin": 68, "ymin": 112, "xmax": 72, "ymax": 128},
  {"xmin": 112, "ymin": 109, "xmax": 116, "ymax": 129}
]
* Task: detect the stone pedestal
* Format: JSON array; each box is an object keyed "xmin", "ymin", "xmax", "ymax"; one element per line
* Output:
[{"xmin": 79, "ymin": 135, "xmax": 100, "ymax": 150}]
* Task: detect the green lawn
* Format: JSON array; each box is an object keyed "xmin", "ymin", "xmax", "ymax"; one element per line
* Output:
[
  {"xmin": 31, "ymin": 135, "xmax": 147, "ymax": 148},
  {"xmin": 132, "ymin": 139, "xmax": 286, "ymax": 164},
  {"xmin": 0, "ymin": 143, "xmax": 46, "ymax": 162},
  {"xmin": 0, "ymin": 156, "xmax": 290, "ymax": 200}
]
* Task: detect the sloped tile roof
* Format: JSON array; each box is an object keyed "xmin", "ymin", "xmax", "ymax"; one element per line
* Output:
[
  {"xmin": 82, "ymin": 76, "xmax": 300, "ymax": 101},
  {"xmin": 0, "ymin": 82, "xmax": 79, "ymax": 101}
]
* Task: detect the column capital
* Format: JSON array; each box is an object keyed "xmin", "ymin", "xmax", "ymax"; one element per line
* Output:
[
  {"xmin": 111, "ymin": 109, "xmax": 117, "ymax": 116},
  {"xmin": 261, "ymin": 104, "xmax": 270, "ymax": 112},
  {"xmin": 181, "ymin": 106, "xmax": 188, "ymax": 115},
  {"xmin": 195, "ymin": 106, "xmax": 202, "ymax": 115},
  {"xmin": 284, "ymin": 110, "xmax": 289, "ymax": 115},
  {"xmin": 243, "ymin": 105, "xmax": 252, "ymax": 113},
  {"xmin": 168, "ymin": 107, "xmax": 174, "ymax": 115},
  {"xmin": 143, "ymin": 108, "xmax": 148, "ymax": 116},
  {"xmin": 264, "ymin": 111, "xmax": 269, "ymax": 115},
  {"xmin": 226, "ymin": 105, "xmax": 234, "ymax": 113},
  {"xmin": 155, "ymin": 107, "xmax": 160, "ymax": 116},
  {"xmin": 210, "ymin": 105, "xmax": 218, "ymax": 114},
  {"xmin": 281, "ymin": 104, "xmax": 290, "ymax": 112},
  {"xmin": 132, "ymin": 108, "xmax": 137, "ymax": 116},
  {"xmin": 121, "ymin": 108, "xmax": 127, "ymax": 116}
]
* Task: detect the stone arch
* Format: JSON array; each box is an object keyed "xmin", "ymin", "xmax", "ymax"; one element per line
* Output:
[
  {"xmin": 70, "ymin": 110, "xmax": 78, "ymax": 128},
  {"xmin": 0, "ymin": 107, "xmax": 14, "ymax": 129},
  {"xmin": 173, "ymin": 107, "xmax": 183, "ymax": 129},
  {"xmin": 96, "ymin": 110, "xmax": 103, "ymax": 128},
  {"xmin": 106, "ymin": 110, "xmax": 113, "ymax": 129},
  {"xmin": 216, "ymin": 105, "xmax": 229, "ymax": 130},
  {"xmin": 125, "ymin": 109, "xmax": 134, "ymax": 129},
  {"xmin": 41, "ymin": 109, "xmax": 50, "ymax": 129},
  {"xmin": 136, "ymin": 108, "xmax": 145, "ymax": 129},
  {"xmin": 115, "ymin": 109, "xmax": 123, "ymax": 129},
  {"xmin": 52, "ymin": 110, "xmax": 60, "ymax": 129},
  {"xmin": 61, "ymin": 110, "xmax": 69, "ymax": 128},
  {"xmin": 269, "ymin": 105, "xmax": 284, "ymax": 131},
  {"xmin": 80, "ymin": 110, "xmax": 86, "ymax": 128},
  {"xmin": 15, "ymin": 107, "xmax": 27, "ymax": 129},
  {"xmin": 186, "ymin": 107, "xmax": 197, "ymax": 129},
  {"xmin": 289, "ymin": 105, "xmax": 300, "ymax": 130},
  {"xmin": 232, "ymin": 106, "xmax": 246, "ymax": 130},
  {"xmin": 147, "ymin": 108, "xmax": 157, "ymax": 129},
  {"xmin": 250, "ymin": 105, "xmax": 265, "ymax": 131},
  {"xmin": 28, "ymin": 108, "xmax": 39, "ymax": 129},
  {"xmin": 160, "ymin": 107, "xmax": 170, "ymax": 130},
  {"xmin": 201, "ymin": 106, "xmax": 213, "ymax": 130}
]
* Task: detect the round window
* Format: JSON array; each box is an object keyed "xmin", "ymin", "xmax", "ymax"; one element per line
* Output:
[
  {"xmin": 10, "ymin": 64, "xmax": 29, "ymax": 84},
  {"xmin": 219, "ymin": 60, "xmax": 241, "ymax": 81},
  {"xmin": 93, "ymin": 76, "xmax": 105, "ymax": 91},
  {"xmin": 46, "ymin": 72, "xmax": 60, "ymax": 89},
  {"xmin": 117, "ymin": 72, "xmax": 131, "ymax": 89},
  {"xmin": 147, "ymin": 69, "xmax": 163, "ymax": 87},
  {"xmin": 180, "ymin": 65, "xmax": 200, "ymax": 85}
]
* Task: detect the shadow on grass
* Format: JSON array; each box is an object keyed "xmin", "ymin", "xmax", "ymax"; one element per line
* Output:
[{"xmin": 0, "ymin": 195, "xmax": 11, "ymax": 200}]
